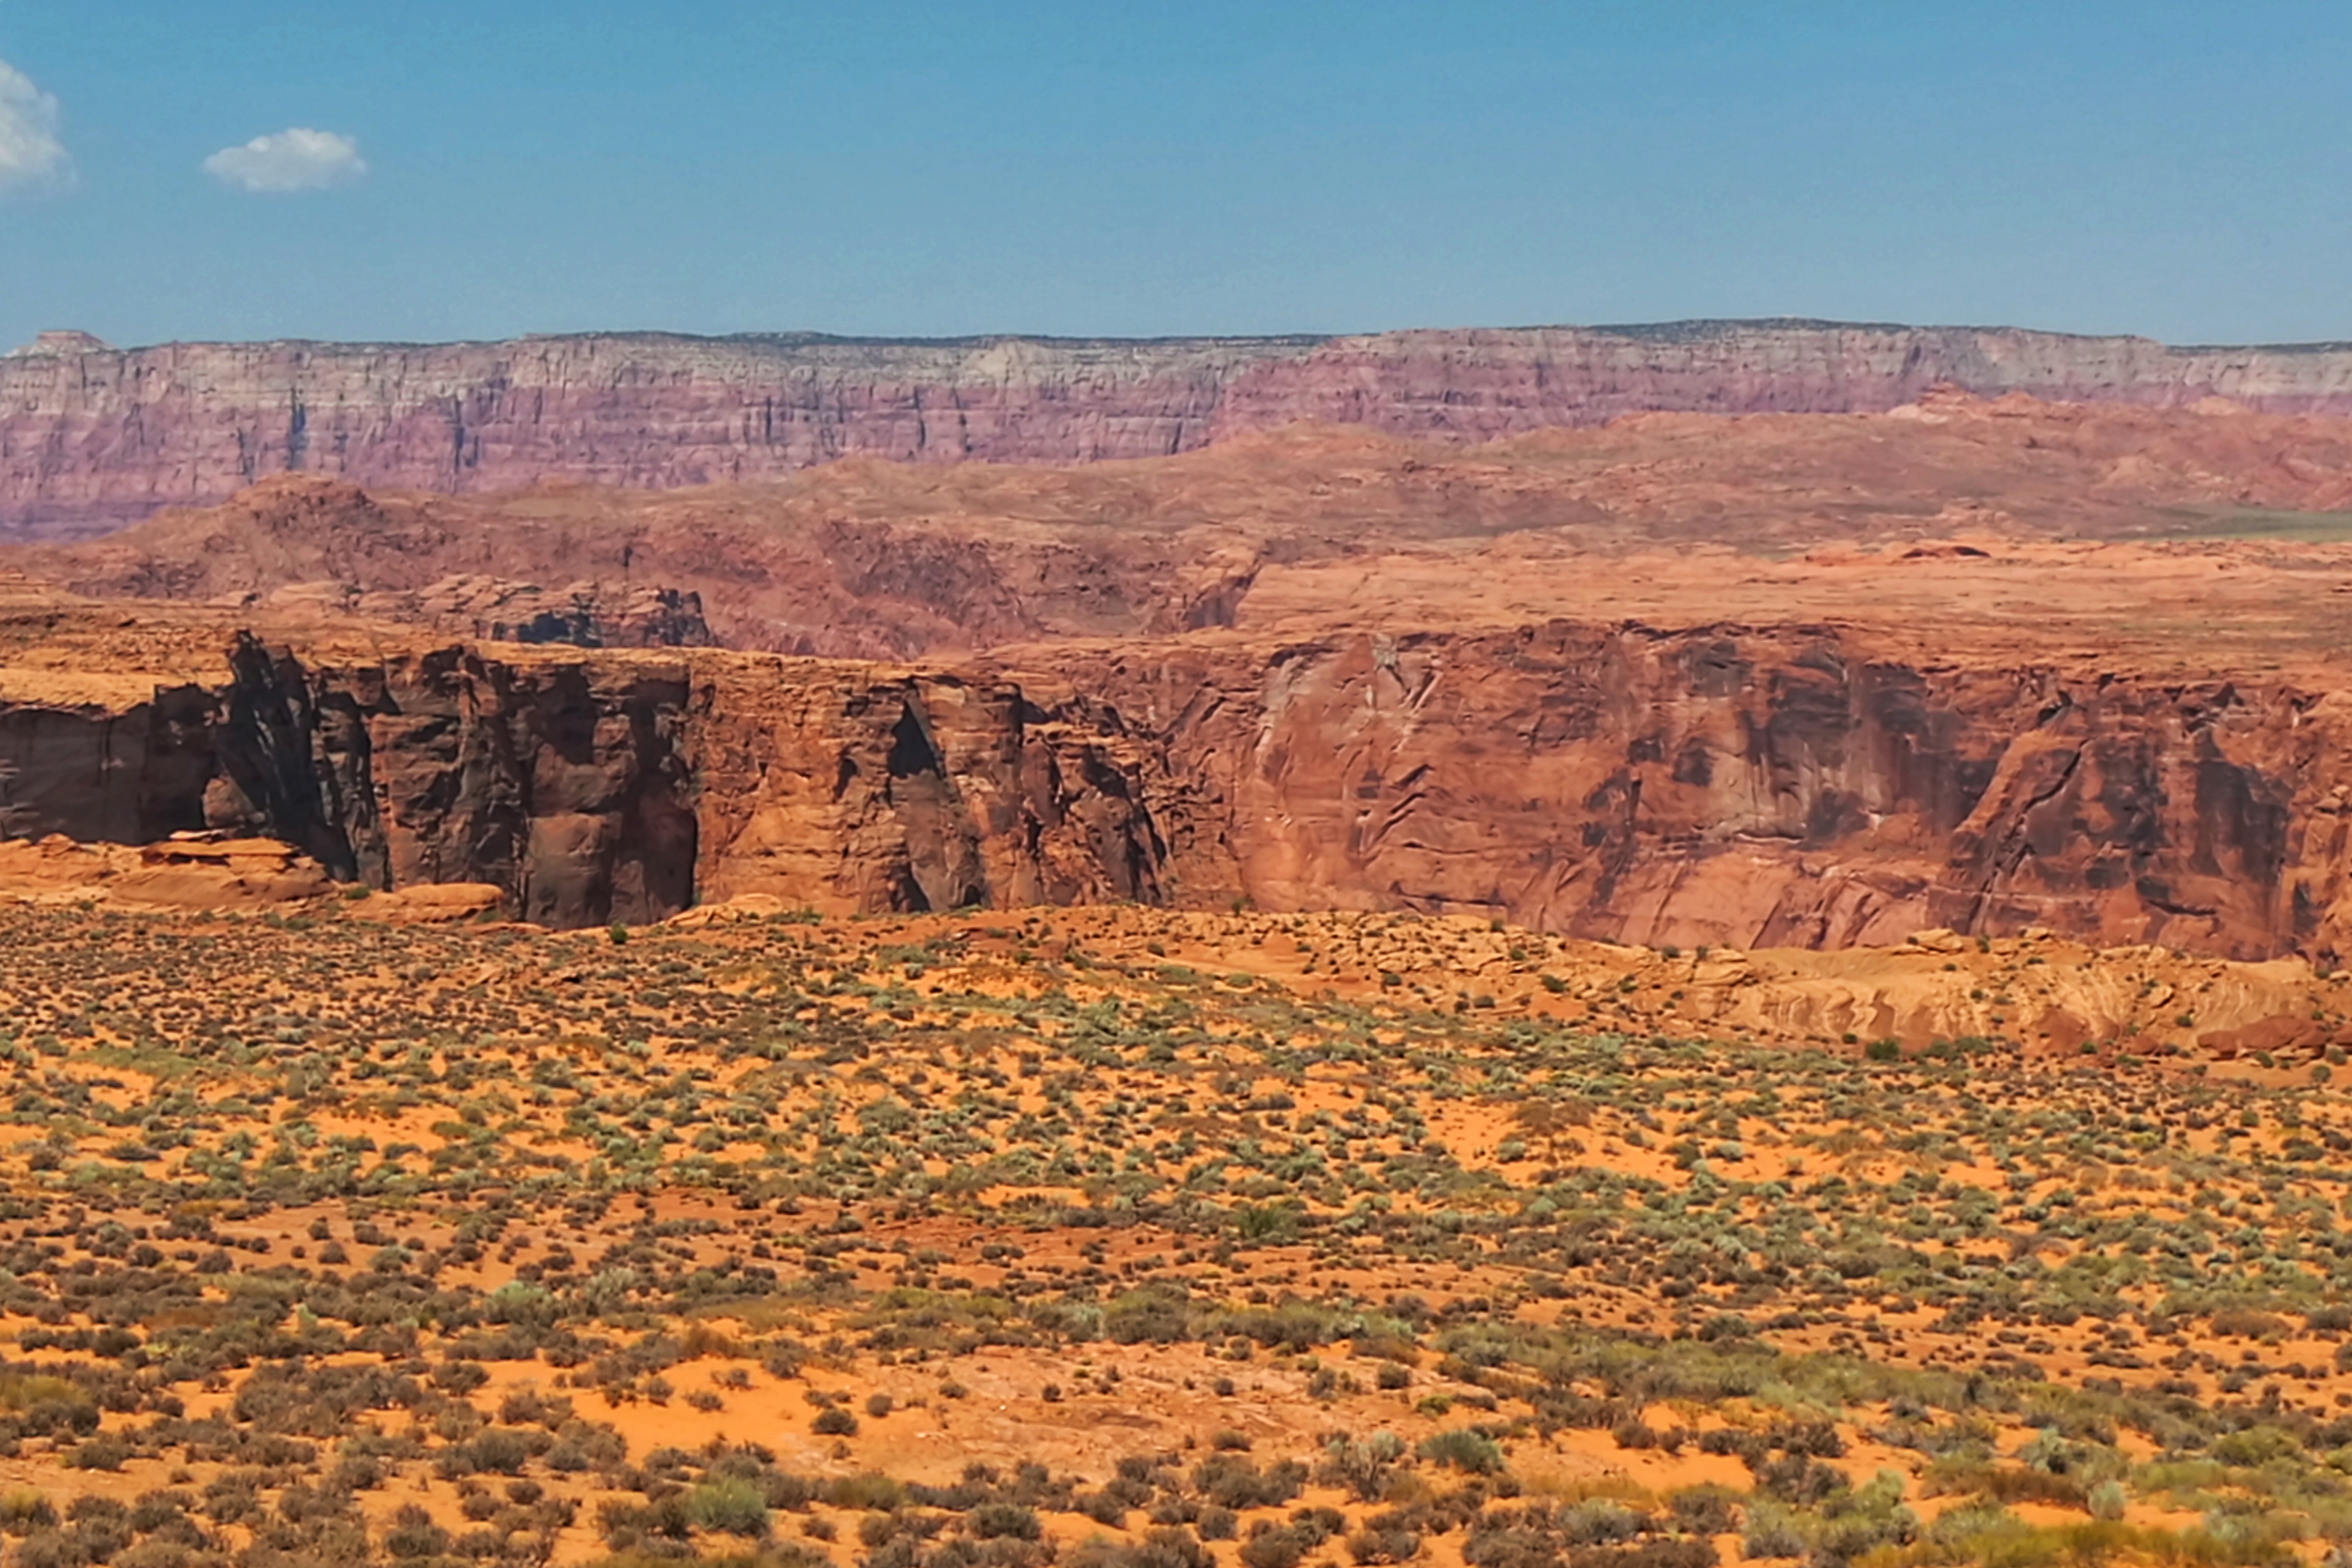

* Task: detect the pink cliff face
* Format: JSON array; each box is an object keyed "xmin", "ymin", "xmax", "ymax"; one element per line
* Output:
[{"xmin": 12, "ymin": 321, "xmax": 2352, "ymax": 539}]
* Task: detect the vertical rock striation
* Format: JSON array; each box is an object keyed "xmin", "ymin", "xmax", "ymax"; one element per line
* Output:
[
  {"xmin": 687, "ymin": 660, "xmax": 1172, "ymax": 914},
  {"xmin": 1042, "ymin": 622, "xmax": 2352, "ymax": 963},
  {"xmin": 10, "ymin": 620, "xmax": 2352, "ymax": 960},
  {"xmin": 0, "ymin": 637, "xmax": 1177, "ymax": 928}
]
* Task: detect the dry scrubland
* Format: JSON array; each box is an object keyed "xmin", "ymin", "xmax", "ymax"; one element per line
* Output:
[
  {"xmin": 0, "ymin": 903, "xmax": 2341, "ymax": 1568},
  {"xmin": 20, "ymin": 352, "xmax": 2352, "ymax": 1568}
]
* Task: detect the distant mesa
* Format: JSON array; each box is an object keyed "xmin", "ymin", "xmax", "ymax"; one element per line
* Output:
[
  {"xmin": 6, "ymin": 330, "xmax": 113, "ymax": 359},
  {"xmin": 15, "ymin": 317, "xmax": 2352, "ymax": 539}
]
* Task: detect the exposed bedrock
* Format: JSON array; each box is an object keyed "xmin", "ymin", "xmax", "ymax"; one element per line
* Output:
[
  {"xmin": 0, "ymin": 684, "xmax": 217, "ymax": 844},
  {"xmin": 0, "ymin": 638, "xmax": 1177, "ymax": 928},
  {"xmin": 685, "ymin": 656, "xmax": 1174, "ymax": 914},
  {"xmin": 9, "ymin": 621, "xmax": 2352, "ymax": 958},
  {"xmin": 16, "ymin": 319, "xmax": 2352, "ymax": 534},
  {"xmin": 1040, "ymin": 622, "xmax": 2352, "ymax": 963}
]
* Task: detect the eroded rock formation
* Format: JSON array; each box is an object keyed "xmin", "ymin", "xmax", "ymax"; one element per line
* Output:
[
  {"xmin": 17, "ymin": 319, "xmax": 2352, "ymax": 536},
  {"xmin": 12, "ymin": 382, "xmax": 2352, "ymax": 958},
  {"xmin": 0, "ymin": 634, "xmax": 1177, "ymax": 928},
  {"xmin": 1042, "ymin": 623, "xmax": 2352, "ymax": 963},
  {"xmin": 688, "ymin": 658, "xmax": 1171, "ymax": 914},
  {"xmin": 0, "ymin": 682, "xmax": 218, "ymax": 844},
  {"xmin": 253, "ymin": 576, "xmax": 714, "ymax": 649},
  {"xmin": 36, "ymin": 391, "xmax": 2352, "ymax": 661},
  {"xmin": 9, "ymin": 613, "xmax": 2352, "ymax": 957}
]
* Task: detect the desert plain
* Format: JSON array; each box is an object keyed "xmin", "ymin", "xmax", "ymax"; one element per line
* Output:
[{"xmin": 2, "ymin": 324, "xmax": 2352, "ymax": 1568}]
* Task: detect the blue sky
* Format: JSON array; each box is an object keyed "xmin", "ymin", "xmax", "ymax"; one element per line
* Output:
[{"xmin": 2, "ymin": 1, "xmax": 2349, "ymax": 348}]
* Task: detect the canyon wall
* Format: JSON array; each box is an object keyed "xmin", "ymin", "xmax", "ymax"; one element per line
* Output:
[
  {"xmin": 15, "ymin": 319, "xmax": 2352, "ymax": 537},
  {"xmin": 11, "ymin": 621, "xmax": 2352, "ymax": 959},
  {"xmin": 1043, "ymin": 623, "xmax": 2352, "ymax": 963},
  {"xmin": 0, "ymin": 682, "xmax": 219, "ymax": 844},
  {"xmin": 0, "ymin": 638, "xmax": 1178, "ymax": 927}
]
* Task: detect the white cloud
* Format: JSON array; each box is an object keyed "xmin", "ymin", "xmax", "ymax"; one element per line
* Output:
[
  {"xmin": 203, "ymin": 128, "xmax": 367, "ymax": 194},
  {"xmin": 0, "ymin": 57, "xmax": 71, "ymax": 195}
]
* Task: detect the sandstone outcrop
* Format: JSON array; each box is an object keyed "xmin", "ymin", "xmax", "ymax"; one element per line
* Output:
[
  {"xmin": 0, "ymin": 679, "xmax": 218, "ymax": 844},
  {"xmin": 17, "ymin": 319, "xmax": 2352, "ymax": 537},
  {"xmin": 4, "ymin": 606, "xmax": 2352, "ymax": 959},
  {"xmin": 0, "ymin": 831, "xmax": 332, "ymax": 911},
  {"xmin": 1037, "ymin": 622, "xmax": 2352, "ymax": 963},
  {"xmin": 255, "ymin": 575, "xmax": 714, "ymax": 649},
  {"xmin": 12, "ymin": 388, "xmax": 2352, "ymax": 960},
  {"xmin": 0, "ymin": 629, "xmax": 1177, "ymax": 928},
  {"xmin": 10, "ymin": 607, "xmax": 2352, "ymax": 959},
  {"xmin": 344, "ymin": 882, "xmax": 509, "ymax": 924},
  {"xmin": 20, "ymin": 472, "xmax": 1262, "ymax": 657}
]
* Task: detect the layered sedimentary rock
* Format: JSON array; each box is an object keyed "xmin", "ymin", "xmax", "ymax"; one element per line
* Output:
[
  {"xmin": 10, "ymin": 614, "xmax": 2352, "ymax": 959},
  {"xmin": 1211, "ymin": 322, "xmax": 2352, "ymax": 437},
  {"xmin": 15, "ymin": 319, "xmax": 2352, "ymax": 536},
  {"xmin": 0, "ymin": 635, "xmax": 1177, "ymax": 928},
  {"xmin": 15, "ymin": 372, "xmax": 2352, "ymax": 958},
  {"xmin": 0, "ymin": 331, "xmax": 1302, "ymax": 536},
  {"xmin": 37, "ymin": 391, "xmax": 2352, "ymax": 661},
  {"xmin": 1047, "ymin": 623, "xmax": 2352, "ymax": 963}
]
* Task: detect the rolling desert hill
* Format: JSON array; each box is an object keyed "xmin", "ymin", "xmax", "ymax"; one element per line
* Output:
[{"xmin": 22, "ymin": 389, "xmax": 2352, "ymax": 658}]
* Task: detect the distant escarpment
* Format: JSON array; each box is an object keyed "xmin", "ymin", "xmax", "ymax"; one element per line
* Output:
[
  {"xmin": 31, "ymin": 389, "xmax": 2352, "ymax": 662},
  {"xmin": 15, "ymin": 318, "xmax": 2352, "ymax": 536}
]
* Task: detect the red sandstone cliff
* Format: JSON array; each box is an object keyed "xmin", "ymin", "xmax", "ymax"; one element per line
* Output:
[
  {"xmin": 9, "ymin": 608, "xmax": 2352, "ymax": 960},
  {"xmin": 1026, "ymin": 622, "xmax": 2352, "ymax": 963},
  {"xmin": 15, "ymin": 319, "xmax": 2352, "ymax": 539},
  {"xmin": 12, "ymin": 391, "xmax": 2352, "ymax": 959},
  {"xmin": 0, "ymin": 631, "xmax": 1178, "ymax": 928}
]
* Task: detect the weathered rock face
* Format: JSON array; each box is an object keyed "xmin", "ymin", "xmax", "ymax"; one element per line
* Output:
[
  {"xmin": 200, "ymin": 639, "xmax": 698, "ymax": 926},
  {"xmin": 688, "ymin": 660, "xmax": 1173, "ymax": 913},
  {"xmin": 12, "ymin": 616, "xmax": 2352, "ymax": 958},
  {"xmin": 0, "ymin": 637, "xmax": 1176, "ymax": 928},
  {"xmin": 17, "ymin": 319, "xmax": 2352, "ymax": 536},
  {"xmin": 1040, "ymin": 623, "xmax": 2352, "ymax": 963},
  {"xmin": 0, "ymin": 332, "xmax": 1303, "ymax": 537},
  {"xmin": 1210, "ymin": 322, "xmax": 2352, "ymax": 438},
  {"xmin": 0, "ymin": 683, "xmax": 217, "ymax": 844}
]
